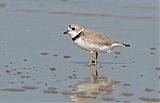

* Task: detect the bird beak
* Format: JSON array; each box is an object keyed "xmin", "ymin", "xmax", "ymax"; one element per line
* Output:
[{"xmin": 63, "ymin": 30, "xmax": 69, "ymax": 34}]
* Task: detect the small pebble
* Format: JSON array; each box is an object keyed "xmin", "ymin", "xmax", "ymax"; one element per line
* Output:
[
  {"xmin": 73, "ymin": 73, "xmax": 76, "ymax": 76},
  {"xmin": 23, "ymin": 59, "xmax": 28, "ymax": 61},
  {"xmin": 115, "ymin": 51, "xmax": 121, "ymax": 55},
  {"xmin": 72, "ymin": 70, "xmax": 76, "ymax": 73},
  {"xmin": 150, "ymin": 47, "xmax": 156, "ymax": 50},
  {"xmin": 68, "ymin": 85, "xmax": 72, "ymax": 88},
  {"xmin": 45, "ymin": 83, "xmax": 48, "ymax": 86},
  {"xmin": 6, "ymin": 70, "xmax": 11, "ymax": 73},
  {"xmin": 155, "ymin": 67, "xmax": 160, "ymax": 71},
  {"xmin": 140, "ymin": 75, "xmax": 143, "ymax": 77},
  {"xmin": 41, "ymin": 52, "xmax": 49, "ymax": 55},
  {"xmin": 99, "ymin": 66, "xmax": 103, "ymax": 68},
  {"xmin": 8, "ymin": 82, "xmax": 14, "ymax": 84},
  {"xmin": 53, "ymin": 54, "xmax": 58, "ymax": 57},
  {"xmin": 43, "ymin": 87, "xmax": 58, "ymax": 94},
  {"xmin": 0, "ymin": 3, "xmax": 6, "ymax": 8},
  {"xmin": 77, "ymin": 95, "xmax": 95, "ymax": 99},
  {"xmin": 62, "ymin": 91, "xmax": 75, "ymax": 96},
  {"xmin": 73, "ymin": 76, "xmax": 77, "ymax": 79},
  {"xmin": 150, "ymin": 52, "xmax": 155, "ymax": 55},
  {"xmin": 122, "ymin": 92, "xmax": 134, "ymax": 97},
  {"xmin": 122, "ymin": 65, "xmax": 127, "ymax": 67},
  {"xmin": 144, "ymin": 88, "xmax": 154, "ymax": 92},
  {"xmin": 22, "ymin": 85, "xmax": 38, "ymax": 90},
  {"xmin": 64, "ymin": 55, "xmax": 71, "ymax": 58},
  {"xmin": 123, "ymin": 83, "xmax": 131, "ymax": 86},
  {"xmin": 4, "ymin": 65, "xmax": 8, "ymax": 67},
  {"xmin": 102, "ymin": 97, "xmax": 115, "ymax": 101},
  {"xmin": 2, "ymin": 88, "xmax": 25, "ymax": 92},
  {"xmin": 9, "ymin": 62, "xmax": 13, "ymax": 64},
  {"xmin": 114, "ymin": 81, "xmax": 121, "ymax": 83},
  {"xmin": 17, "ymin": 72, "xmax": 22, "ymax": 75},
  {"xmin": 49, "ymin": 67, "xmax": 56, "ymax": 71},
  {"xmin": 140, "ymin": 97, "xmax": 160, "ymax": 102},
  {"xmin": 67, "ymin": 76, "xmax": 72, "ymax": 79}
]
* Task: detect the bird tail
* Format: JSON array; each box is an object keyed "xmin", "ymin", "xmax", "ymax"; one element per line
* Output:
[
  {"xmin": 121, "ymin": 43, "xmax": 130, "ymax": 47},
  {"xmin": 111, "ymin": 42, "xmax": 130, "ymax": 48}
]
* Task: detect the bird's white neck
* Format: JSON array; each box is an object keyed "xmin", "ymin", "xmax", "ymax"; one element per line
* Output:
[{"xmin": 71, "ymin": 29, "xmax": 84, "ymax": 38}]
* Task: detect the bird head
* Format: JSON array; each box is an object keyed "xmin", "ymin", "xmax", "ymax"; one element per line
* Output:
[{"xmin": 63, "ymin": 24, "xmax": 84, "ymax": 38}]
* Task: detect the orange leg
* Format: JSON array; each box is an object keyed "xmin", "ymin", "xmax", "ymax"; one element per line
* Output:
[
  {"xmin": 93, "ymin": 64, "xmax": 99, "ymax": 76},
  {"xmin": 94, "ymin": 52, "xmax": 99, "ymax": 66},
  {"xmin": 87, "ymin": 51, "xmax": 94, "ymax": 67},
  {"xmin": 87, "ymin": 66, "xmax": 95, "ymax": 80}
]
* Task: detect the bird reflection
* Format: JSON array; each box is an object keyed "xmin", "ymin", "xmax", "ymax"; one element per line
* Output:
[
  {"xmin": 87, "ymin": 65, "xmax": 99, "ymax": 80},
  {"xmin": 62, "ymin": 66, "xmax": 118, "ymax": 103}
]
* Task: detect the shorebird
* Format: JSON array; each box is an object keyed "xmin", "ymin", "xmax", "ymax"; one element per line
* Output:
[{"xmin": 63, "ymin": 24, "xmax": 130, "ymax": 66}]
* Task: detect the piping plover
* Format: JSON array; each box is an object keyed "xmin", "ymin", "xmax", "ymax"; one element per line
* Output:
[{"xmin": 63, "ymin": 24, "xmax": 130, "ymax": 66}]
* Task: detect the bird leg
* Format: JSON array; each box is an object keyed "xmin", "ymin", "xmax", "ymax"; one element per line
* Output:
[
  {"xmin": 94, "ymin": 52, "xmax": 99, "ymax": 66},
  {"xmin": 95, "ymin": 52, "xmax": 99, "ymax": 60},
  {"xmin": 93, "ymin": 64, "xmax": 99, "ymax": 76},
  {"xmin": 87, "ymin": 51, "xmax": 94, "ymax": 67},
  {"xmin": 87, "ymin": 66, "xmax": 95, "ymax": 80}
]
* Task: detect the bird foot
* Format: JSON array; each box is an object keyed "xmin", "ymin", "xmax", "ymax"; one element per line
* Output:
[{"xmin": 87, "ymin": 64, "xmax": 91, "ymax": 67}]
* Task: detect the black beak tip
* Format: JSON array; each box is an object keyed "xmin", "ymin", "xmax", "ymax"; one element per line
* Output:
[{"xmin": 63, "ymin": 30, "xmax": 68, "ymax": 34}]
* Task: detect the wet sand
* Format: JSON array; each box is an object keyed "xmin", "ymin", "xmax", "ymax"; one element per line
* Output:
[{"xmin": 0, "ymin": 0, "xmax": 159, "ymax": 103}]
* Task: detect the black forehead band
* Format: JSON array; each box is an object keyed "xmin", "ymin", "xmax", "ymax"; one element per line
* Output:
[{"xmin": 69, "ymin": 25, "xmax": 71, "ymax": 28}]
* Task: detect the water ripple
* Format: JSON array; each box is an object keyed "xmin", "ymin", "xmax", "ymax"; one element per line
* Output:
[{"xmin": 14, "ymin": 9, "xmax": 158, "ymax": 21}]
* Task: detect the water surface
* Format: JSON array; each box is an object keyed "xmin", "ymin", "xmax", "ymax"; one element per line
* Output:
[{"xmin": 0, "ymin": 0, "xmax": 159, "ymax": 103}]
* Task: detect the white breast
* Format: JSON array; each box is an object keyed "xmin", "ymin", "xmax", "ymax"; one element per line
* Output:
[
  {"xmin": 73, "ymin": 38, "xmax": 111, "ymax": 52},
  {"xmin": 74, "ymin": 38, "xmax": 90, "ymax": 51}
]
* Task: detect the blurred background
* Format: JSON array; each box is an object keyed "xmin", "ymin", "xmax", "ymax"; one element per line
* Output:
[{"xmin": 0, "ymin": 0, "xmax": 159, "ymax": 103}]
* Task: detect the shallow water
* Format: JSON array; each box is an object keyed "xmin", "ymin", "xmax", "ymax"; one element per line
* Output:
[{"xmin": 0, "ymin": 0, "xmax": 159, "ymax": 103}]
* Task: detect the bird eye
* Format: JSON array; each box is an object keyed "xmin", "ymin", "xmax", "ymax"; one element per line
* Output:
[{"xmin": 72, "ymin": 28, "xmax": 75, "ymax": 30}]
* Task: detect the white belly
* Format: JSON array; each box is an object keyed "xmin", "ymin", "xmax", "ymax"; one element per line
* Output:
[{"xmin": 74, "ymin": 38, "xmax": 111, "ymax": 52}]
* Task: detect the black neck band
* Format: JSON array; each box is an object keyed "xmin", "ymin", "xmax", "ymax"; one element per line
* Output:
[{"xmin": 72, "ymin": 32, "xmax": 82, "ymax": 41}]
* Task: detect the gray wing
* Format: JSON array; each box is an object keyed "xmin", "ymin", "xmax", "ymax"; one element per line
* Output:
[{"xmin": 81, "ymin": 29, "xmax": 116, "ymax": 46}]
